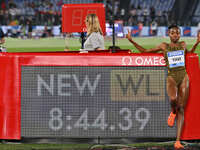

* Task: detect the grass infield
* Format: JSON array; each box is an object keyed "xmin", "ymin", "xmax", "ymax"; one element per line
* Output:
[{"xmin": 3, "ymin": 37, "xmax": 200, "ymax": 57}]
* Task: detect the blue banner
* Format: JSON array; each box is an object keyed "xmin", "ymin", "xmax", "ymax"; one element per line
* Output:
[{"xmin": 183, "ymin": 27, "xmax": 191, "ymax": 36}]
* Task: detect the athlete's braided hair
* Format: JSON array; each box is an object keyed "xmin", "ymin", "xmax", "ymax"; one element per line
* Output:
[{"xmin": 168, "ymin": 24, "xmax": 179, "ymax": 30}]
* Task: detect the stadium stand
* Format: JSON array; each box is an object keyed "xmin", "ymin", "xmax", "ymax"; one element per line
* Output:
[
  {"xmin": 127, "ymin": 0, "xmax": 175, "ymax": 26},
  {"xmin": 2, "ymin": 0, "xmax": 200, "ymax": 26},
  {"xmin": 0, "ymin": 0, "xmax": 175, "ymax": 26},
  {"xmin": 192, "ymin": 1, "xmax": 200, "ymax": 25},
  {"xmin": 0, "ymin": 0, "xmax": 200, "ymax": 38}
]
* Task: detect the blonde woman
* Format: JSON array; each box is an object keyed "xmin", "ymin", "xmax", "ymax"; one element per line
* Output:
[{"xmin": 84, "ymin": 14, "xmax": 105, "ymax": 51}]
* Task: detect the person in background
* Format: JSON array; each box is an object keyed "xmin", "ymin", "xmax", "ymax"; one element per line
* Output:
[
  {"xmin": 27, "ymin": 19, "xmax": 33, "ymax": 39},
  {"xmin": 150, "ymin": 20, "xmax": 158, "ymax": 36},
  {"xmin": 126, "ymin": 24, "xmax": 200, "ymax": 149},
  {"xmin": 138, "ymin": 21, "xmax": 143, "ymax": 37},
  {"xmin": 0, "ymin": 27, "xmax": 5, "ymax": 44},
  {"xmin": 83, "ymin": 14, "xmax": 105, "ymax": 51},
  {"xmin": 197, "ymin": 22, "xmax": 200, "ymax": 33},
  {"xmin": 0, "ymin": 27, "xmax": 6, "ymax": 52}
]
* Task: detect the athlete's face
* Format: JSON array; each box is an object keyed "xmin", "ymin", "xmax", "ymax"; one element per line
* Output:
[{"xmin": 168, "ymin": 27, "xmax": 180, "ymax": 43}]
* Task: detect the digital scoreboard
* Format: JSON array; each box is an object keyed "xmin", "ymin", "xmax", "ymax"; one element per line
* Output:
[
  {"xmin": 21, "ymin": 66, "xmax": 176, "ymax": 138},
  {"xmin": 62, "ymin": 3, "xmax": 106, "ymax": 34},
  {"xmin": 0, "ymin": 52, "xmax": 199, "ymax": 140}
]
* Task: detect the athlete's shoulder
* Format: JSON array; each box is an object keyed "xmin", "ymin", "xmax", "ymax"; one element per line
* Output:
[
  {"xmin": 179, "ymin": 41, "xmax": 187, "ymax": 48},
  {"xmin": 179, "ymin": 41, "xmax": 186, "ymax": 44},
  {"xmin": 158, "ymin": 42, "xmax": 168, "ymax": 49}
]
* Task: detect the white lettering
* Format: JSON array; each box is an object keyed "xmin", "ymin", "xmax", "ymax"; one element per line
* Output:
[
  {"xmin": 135, "ymin": 57, "xmax": 143, "ymax": 65},
  {"xmin": 37, "ymin": 74, "xmax": 54, "ymax": 96},
  {"xmin": 57, "ymin": 74, "xmax": 71, "ymax": 96},
  {"xmin": 73, "ymin": 74, "xmax": 101, "ymax": 96},
  {"xmin": 122, "ymin": 56, "xmax": 132, "ymax": 65},
  {"xmin": 135, "ymin": 57, "xmax": 165, "ymax": 66},
  {"xmin": 160, "ymin": 57, "xmax": 165, "ymax": 65},
  {"xmin": 37, "ymin": 74, "xmax": 101, "ymax": 96},
  {"xmin": 153, "ymin": 57, "xmax": 159, "ymax": 65},
  {"xmin": 144, "ymin": 58, "xmax": 153, "ymax": 65}
]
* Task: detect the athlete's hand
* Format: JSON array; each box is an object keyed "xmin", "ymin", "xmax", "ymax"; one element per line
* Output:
[{"xmin": 126, "ymin": 29, "xmax": 132, "ymax": 41}]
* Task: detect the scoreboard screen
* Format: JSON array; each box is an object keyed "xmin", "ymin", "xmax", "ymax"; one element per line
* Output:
[
  {"xmin": 21, "ymin": 66, "xmax": 176, "ymax": 138},
  {"xmin": 62, "ymin": 3, "xmax": 106, "ymax": 34},
  {"xmin": 0, "ymin": 52, "xmax": 199, "ymax": 140}
]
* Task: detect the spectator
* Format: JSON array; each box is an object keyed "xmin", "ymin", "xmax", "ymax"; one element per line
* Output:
[
  {"xmin": 0, "ymin": 27, "xmax": 6, "ymax": 52},
  {"xmin": 150, "ymin": 20, "xmax": 158, "ymax": 36},
  {"xmin": 143, "ymin": 7, "xmax": 149, "ymax": 25},
  {"xmin": 197, "ymin": 22, "xmax": 200, "ymax": 32},
  {"xmin": 27, "ymin": 19, "xmax": 33, "ymax": 39},
  {"xmin": 137, "ymin": 5, "xmax": 143, "ymax": 24},
  {"xmin": 0, "ymin": 27, "xmax": 5, "ymax": 44},
  {"xmin": 83, "ymin": 14, "xmax": 105, "ymax": 51},
  {"xmin": 128, "ymin": 5, "xmax": 137, "ymax": 26},
  {"xmin": 150, "ymin": 6, "xmax": 156, "ymax": 22},
  {"xmin": 41, "ymin": 26, "xmax": 49, "ymax": 38},
  {"xmin": 138, "ymin": 21, "xmax": 143, "ymax": 37}
]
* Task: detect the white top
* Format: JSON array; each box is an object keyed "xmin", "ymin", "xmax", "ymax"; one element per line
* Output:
[{"xmin": 84, "ymin": 32, "xmax": 105, "ymax": 51}]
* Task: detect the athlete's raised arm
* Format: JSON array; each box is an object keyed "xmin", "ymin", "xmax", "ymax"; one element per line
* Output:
[
  {"xmin": 126, "ymin": 29, "xmax": 164, "ymax": 53},
  {"xmin": 189, "ymin": 31, "xmax": 200, "ymax": 53}
]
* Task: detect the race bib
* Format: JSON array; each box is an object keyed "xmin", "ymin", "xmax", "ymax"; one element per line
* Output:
[{"xmin": 167, "ymin": 50, "xmax": 185, "ymax": 68}]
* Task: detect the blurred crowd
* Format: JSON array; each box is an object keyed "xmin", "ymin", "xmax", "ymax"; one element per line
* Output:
[
  {"xmin": 105, "ymin": 0, "xmax": 174, "ymax": 26},
  {"xmin": 0, "ymin": 0, "xmax": 174, "ymax": 26},
  {"xmin": 0, "ymin": 0, "xmax": 62, "ymax": 26},
  {"xmin": 0, "ymin": 0, "xmax": 176, "ymax": 38}
]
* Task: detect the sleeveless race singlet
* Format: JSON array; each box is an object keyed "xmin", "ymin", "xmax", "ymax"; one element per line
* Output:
[
  {"xmin": 164, "ymin": 42, "xmax": 187, "ymax": 86},
  {"xmin": 164, "ymin": 42, "xmax": 186, "ymax": 72}
]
